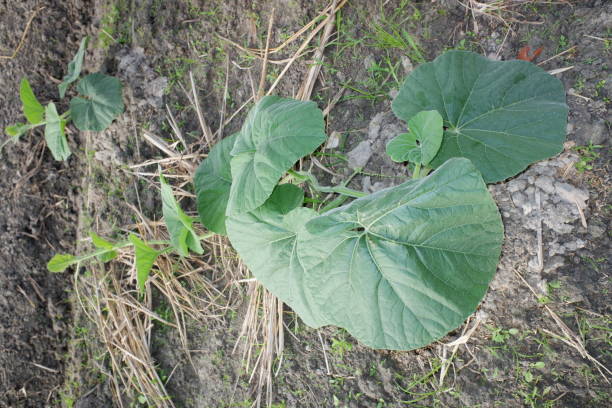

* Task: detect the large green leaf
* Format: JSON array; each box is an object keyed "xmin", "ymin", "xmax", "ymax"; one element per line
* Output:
[
  {"xmin": 59, "ymin": 37, "xmax": 89, "ymax": 98},
  {"xmin": 160, "ymin": 173, "xmax": 203, "ymax": 257},
  {"xmin": 226, "ymin": 96, "xmax": 326, "ymax": 215},
  {"xmin": 386, "ymin": 110, "xmax": 443, "ymax": 166},
  {"xmin": 44, "ymin": 103, "xmax": 71, "ymax": 161},
  {"xmin": 392, "ymin": 50, "xmax": 568, "ymax": 182},
  {"xmin": 194, "ymin": 133, "xmax": 238, "ymax": 235},
  {"xmin": 298, "ymin": 158, "xmax": 504, "ymax": 350},
  {"xmin": 70, "ymin": 72, "xmax": 124, "ymax": 131},
  {"xmin": 20, "ymin": 78, "xmax": 45, "ymax": 124},
  {"xmin": 226, "ymin": 185, "xmax": 326, "ymax": 328}
]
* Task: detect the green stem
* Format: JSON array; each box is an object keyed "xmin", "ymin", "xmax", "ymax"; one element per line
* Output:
[
  {"xmin": 289, "ymin": 169, "xmax": 367, "ymax": 198},
  {"xmin": 412, "ymin": 163, "xmax": 421, "ymax": 179},
  {"xmin": 74, "ymin": 239, "xmax": 172, "ymax": 264}
]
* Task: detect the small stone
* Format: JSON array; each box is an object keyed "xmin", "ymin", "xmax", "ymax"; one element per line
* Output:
[
  {"xmin": 587, "ymin": 223, "xmax": 605, "ymax": 239},
  {"xmin": 347, "ymin": 141, "xmax": 372, "ymax": 170},
  {"xmin": 577, "ymin": 120, "xmax": 608, "ymax": 145},
  {"xmin": 401, "ymin": 56, "xmax": 414, "ymax": 74},
  {"xmin": 506, "ymin": 179, "xmax": 527, "ymax": 193},
  {"xmin": 534, "ymin": 176, "xmax": 555, "ymax": 194},
  {"xmin": 367, "ymin": 112, "xmax": 386, "ymax": 141},
  {"xmin": 556, "ymin": 182, "xmax": 588, "ymax": 209},
  {"xmin": 325, "ymin": 131, "xmax": 342, "ymax": 149}
]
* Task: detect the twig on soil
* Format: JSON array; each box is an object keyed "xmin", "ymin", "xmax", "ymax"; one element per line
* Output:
[
  {"xmin": 535, "ymin": 189, "xmax": 544, "ymax": 272},
  {"xmin": 298, "ymin": 0, "xmax": 337, "ymax": 101},
  {"xmin": 513, "ymin": 268, "xmax": 611, "ymax": 382},
  {"xmin": 165, "ymin": 104, "xmax": 188, "ymax": 152},
  {"xmin": 266, "ymin": 0, "xmax": 345, "ymax": 96},
  {"xmin": 317, "ymin": 330, "xmax": 332, "ymax": 376},
  {"xmin": 141, "ymin": 130, "xmax": 195, "ymax": 173},
  {"xmin": 187, "ymin": 71, "xmax": 214, "ymax": 148},
  {"xmin": 438, "ymin": 316, "xmax": 481, "ymax": 387},
  {"xmin": 219, "ymin": 56, "xmax": 230, "ymax": 141},
  {"xmin": 0, "ymin": 7, "xmax": 44, "ymax": 61},
  {"xmin": 547, "ymin": 66, "xmax": 574, "ymax": 75},
  {"xmin": 322, "ymin": 87, "xmax": 346, "ymax": 118},
  {"xmin": 537, "ymin": 45, "xmax": 576, "ymax": 66},
  {"xmin": 258, "ymin": 9, "xmax": 276, "ymax": 100}
]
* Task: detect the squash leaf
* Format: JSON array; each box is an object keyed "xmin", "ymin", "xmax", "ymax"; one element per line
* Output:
[
  {"xmin": 128, "ymin": 234, "xmax": 160, "ymax": 295},
  {"xmin": 44, "ymin": 102, "xmax": 71, "ymax": 161},
  {"xmin": 386, "ymin": 110, "xmax": 443, "ymax": 165},
  {"xmin": 392, "ymin": 50, "xmax": 568, "ymax": 182},
  {"xmin": 298, "ymin": 158, "xmax": 504, "ymax": 350},
  {"xmin": 59, "ymin": 37, "xmax": 89, "ymax": 98},
  {"xmin": 20, "ymin": 78, "xmax": 45, "ymax": 124},
  {"xmin": 89, "ymin": 231, "xmax": 118, "ymax": 262},
  {"xmin": 47, "ymin": 254, "xmax": 77, "ymax": 273},
  {"xmin": 160, "ymin": 173, "xmax": 203, "ymax": 257},
  {"xmin": 226, "ymin": 96, "xmax": 326, "ymax": 215},
  {"xmin": 194, "ymin": 133, "xmax": 238, "ymax": 235},
  {"xmin": 70, "ymin": 72, "xmax": 124, "ymax": 131},
  {"xmin": 227, "ymin": 185, "xmax": 326, "ymax": 328}
]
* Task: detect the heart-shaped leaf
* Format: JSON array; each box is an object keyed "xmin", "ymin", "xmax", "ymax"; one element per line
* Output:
[
  {"xmin": 59, "ymin": 37, "xmax": 89, "ymax": 98},
  {"xmin": 44, "ymin": 102, "xmax": 71, "ymax": 161},
  {"xmin": 386, "ymin": 110, "xmax": 443, "ymax": 166},
  {"xmin": 129, "ymin": 234, "xmax": 161, "ymax": 295},
  {"xmin": 160, "ymin": 173, "xmax": 203, "ymax": 257},
  {"xmin": 392, "ymin": 50, "xmax": 568, "ymax": 182},
  {"xmin": 227, "ymin": 185, "xmax": 326, "ymax": 328},
  {"xmin": 194, "ymin": 133, "xmax": 238, "ymax": 235},
  {"xmin": 70, "ymin": 72, "xmax": 124, "ymax": 131},
  {"xmin": 298, "ymin": 158, "xmax": 504, "ymax": 350},
  {"xmin": 226, "ymin": 96, "xmax": 326, "ymax": 215},
  {"xmin": 20, "ymin": 78, "xmax": 44, "ymax": 124}
]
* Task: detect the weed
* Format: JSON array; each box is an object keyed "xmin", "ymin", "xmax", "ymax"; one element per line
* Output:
[{"xmin": 572, "ymin": 143, "xmax": 603, "ymax": 173}]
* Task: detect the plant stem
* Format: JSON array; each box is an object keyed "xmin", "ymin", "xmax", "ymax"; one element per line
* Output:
[
  {"xmin": 289, "ymin": 170, "xmax": 367, "ymax": 198},
  {"xmin": 412, "ymin": 163, "xmax": 421, "ymax": 179}
]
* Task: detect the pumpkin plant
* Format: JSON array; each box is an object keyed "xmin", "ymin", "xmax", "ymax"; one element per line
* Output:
[
  {"xmin": 2, "ymin": 37, "xmax": 124, "ymax": 161},
  {"xmin": 49, "ymin": 50, "xmax": 567, "ymax": 350},
  {"xmin": 193, "ymin": 50, "xmax": 567, "ymax": 350}
]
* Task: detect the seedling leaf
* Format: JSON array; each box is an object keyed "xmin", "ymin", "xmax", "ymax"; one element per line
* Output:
[
  {"xmin": 48, "ymin": 254, "xmax": 77, "ymax": 272},
  {"xmin": 20, "ymin": 78, "xmax": 45, "ymax": 124},
  {"xmin": 194, "ymin": 133, "xmax": 238, "ymax": 235},
  {"xmin": 89, "ymin": 231, "xmax": 118, "ymax": 262},
  {"xmin": 70, "ymin": 72, "xmax": 124, "ymax": 131},
  {"xmin": 392, "ymin": 50, "xmax": 568, "ymax": 182},
  {"xmin": 59, "ymin": 37, "xmax": 89, "ymax": 98},
  {"xmin": 298, "ymin": 158, "xmax": 504, "ymax": 350},
  {"xmin": 226, "ymin": 96, "xmax": 326, "ymax": 215},
  {"xmin": 128, "ymin": 234, "xmax": 160, "ymax": 295},
  {"xmin": 227, "ymin": 195, "xmax": 326, "ymax": 328},
  {"xmin": 386, "ymin": 110, "xmax": 443, "ymax": 165},
  {"xmin": 160, "ymin": 173, "xmax": 203, "ymax": 257},
  {"xmin": 4, "ymin": 123, "xmax": 36, "ymax": 141},
  {"xmin": 44, "ymin": 102, "xmax": 71, "ymax": 161}
]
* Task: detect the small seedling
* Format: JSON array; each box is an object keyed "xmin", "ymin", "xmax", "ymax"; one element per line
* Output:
[
  {"xmin": 573, "ymin": 143, "xmax": 602, "ymax": 173},
  {"xmin": 48, "ymin": 169, "xmax": 212, "ymax": 295},
  {"xmin": 2, "ymin": 37, "xmax": 124, "ymax": 161}
]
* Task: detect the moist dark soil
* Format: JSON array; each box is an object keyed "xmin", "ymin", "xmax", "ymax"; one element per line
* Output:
[
  {"xmin": 1, "ymin": 0, "xmax": 610, "ymax": 407},
  {"xmin": 0, "ymin": 1, "xmax": 93, "ymax": 406}
]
